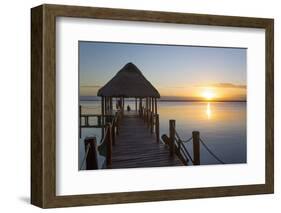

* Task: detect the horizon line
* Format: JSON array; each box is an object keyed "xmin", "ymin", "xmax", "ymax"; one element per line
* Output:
[{"xmin": 80, "ymin": 96, "xmax": 246, "ymax": 102}]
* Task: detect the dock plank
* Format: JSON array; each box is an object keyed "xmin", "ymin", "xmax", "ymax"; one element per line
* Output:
[{"xmin": 111, "ymin": 112, "xmax": 183, "ymax": 169}]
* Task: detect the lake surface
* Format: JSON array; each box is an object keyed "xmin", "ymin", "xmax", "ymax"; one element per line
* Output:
[{"xmin": 79, "ymin": 101, "xmax": 246, "ymax": 168}]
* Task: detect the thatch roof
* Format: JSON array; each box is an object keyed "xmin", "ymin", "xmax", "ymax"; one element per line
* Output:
[{"xmin": 97, "ymin": 63, "xmax": 160, "ymax": 98}]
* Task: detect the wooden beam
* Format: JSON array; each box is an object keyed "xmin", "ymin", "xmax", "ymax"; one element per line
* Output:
[
  {"xmin": 84, "ymin": 137, "xmax": 98, "ymax": 170},
  {"xmin": 147, "ymin": 98, "xmax": 149, "ymax": 125},
  {"xmin": 106, "ymin": 123, "xmax": 112, "ymax": 168},
  {"xmin": 169, "ymin": 120, "xmax": 176, "ymax": 157},
  {"xmin": 104, "ymin": 97, "xmax": 106, "ymax": 114},
  {"xmin": 110, "ymin": 97, "xmax": 113, "ymax": 111},
  {"xmin": 155, "ymin": 98, "xmax": 158, "ymax": 114},
  {"xmin": 150, "ymin": 111, "xmax": 153, "ymax": 133},
  {"xmin": 152, "ymin": 98, "xmax": 154, "ymax": 115},
  {"xmin": 156, "ymin": 114, "xmax": 159, "ymax": 143},
  {"xmin": 139, "ymin": 98, "xmax": 142, "ymax": 117}
]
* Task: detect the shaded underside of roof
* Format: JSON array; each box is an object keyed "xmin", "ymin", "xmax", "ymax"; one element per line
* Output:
[{"xmin": 97, "ymin": 62, "xmax": 160, "ymax": 98}]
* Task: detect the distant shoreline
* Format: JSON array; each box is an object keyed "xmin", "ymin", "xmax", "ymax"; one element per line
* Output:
[
  {"xmin": 80, "ymin": 98, "xmax": 246, "ymax": 103},
  {"xmin": 158, "ymin": 100, "xmax": 246, "ymax": 102}
]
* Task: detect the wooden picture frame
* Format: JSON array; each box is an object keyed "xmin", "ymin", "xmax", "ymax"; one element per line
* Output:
[{"xmin": 31, "ymin": 4, "xmax": 274, "ymax": 208}]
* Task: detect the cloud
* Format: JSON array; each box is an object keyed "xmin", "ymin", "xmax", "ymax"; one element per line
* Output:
[
  {"xmin": 155, "ymin": 84, "xmax": 186, "ymax": 89},
  {"xmin": 197, "ymin": 83, "xmax": 246, "ymax": 89}
]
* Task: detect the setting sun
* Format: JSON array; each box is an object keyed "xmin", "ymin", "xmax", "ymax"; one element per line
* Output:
[{"xmin": 202, "ymin": 89, "xmax": 215, "ymax": 100}]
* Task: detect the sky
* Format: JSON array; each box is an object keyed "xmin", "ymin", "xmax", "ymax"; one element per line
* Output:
[{"xmin": 79, "ymin": 41, "xmax": 247, "ymax": 101}]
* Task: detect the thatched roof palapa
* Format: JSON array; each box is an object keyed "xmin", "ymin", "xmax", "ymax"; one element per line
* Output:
[{"xmin": 97, "ymin": 63, "xmax": 160, "ymax": 98}]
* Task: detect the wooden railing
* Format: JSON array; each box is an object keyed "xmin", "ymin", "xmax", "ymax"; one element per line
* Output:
[
  {"xmin": 139, "ymin": 106, "xmax": 159, "ymax": 143},
  {"xmin": 161, "ymin": 120, "xmax": 200, "ymax": 166},
  {"xmin": 161, "ymin": 119, "xmax": 226, "ymax": 166},
  {"xmin": 80, "ymin": 110, "xmax": 121, "ymax": 170},
  {"xmin": 79, "ymin": 105, "xmax": 121, "ymax": 138}
]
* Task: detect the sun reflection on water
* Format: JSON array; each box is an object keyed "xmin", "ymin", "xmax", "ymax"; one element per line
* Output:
[{"xmin": 206, "ymin": 102, "xmax": 212, "ymax": 119}]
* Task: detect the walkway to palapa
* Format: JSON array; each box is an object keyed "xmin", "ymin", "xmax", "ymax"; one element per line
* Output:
[
  {"xmin": 82, "ymin": 62, "xmax": 183, "ymax": 170},
  {"xmin": 111, "ymin": 111, "xmax": 182, "ymax": 169}
]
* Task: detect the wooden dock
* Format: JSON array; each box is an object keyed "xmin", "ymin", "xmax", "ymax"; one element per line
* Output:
[
  {"xmin": 79, "ymin": 63, "xmax": 210, "ymax": 169},
  {"xmin": 111, "ymin": 111, "xmax": 183, "ymax": 169},
  {"xmin": 80, "ymin": 105, "xmax": 186, "ymax": 170}
]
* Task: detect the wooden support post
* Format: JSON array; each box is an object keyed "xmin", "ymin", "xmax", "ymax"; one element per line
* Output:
[
  {"xmin": 106, "ymin": 123, "xmax": 112, "ymax": 167},
  {"xmin": 135, "ymin": 98, "xmax": 137, "ymax": 112},
  {"xmin": 79, "ymin": 105, "xmax": 82, "ymax": 138},
  {"xmin": 149, "ymin": 97, "xmax": 151, "ymax": 112},
  {"xmin": 150, "ymin": 111, "xmax": 153, "ymax": 133},
  {"xmin": 107, "ymin": 97, "xmax": 109, "ymax": 112},
  {"xmin": 139, "ymin": 98, "xmax": 142, "ymax": 116},
  {"xmin": 119, "ymin": 97, "xmax": 122, "ymax": 113},
  {"xmin": 148, "ymin": 98, "xmax": 151, "ymax": 127},
  {"xmin": 106, "ymin": 97, "xmax": 109, "ymax": 113},
  {"xmin": 115, "ymin": 112, "xmax": 119, "ymax": 135},
  {"xmin": 85, "ymin": 116, "xmax": 89, "ymax": 126},
  {"xmin": 97, "ymin": 115, "xmax": 101, "ymax": 127},
  {"xmin": 155, "ymin": 98, "xmax": 158, "ymax": 114},
  {"xmin": 110, "ymin": 97, "xmax": 113, "ymax": 111},
  {"xmin": 146, "ymin": 98, "xmax": 148, "ymax": 122},
  {"xmin": 84, "ymin": 137, "xmax": 98, "ymax": 170},
  {"xmin": 152, "ymin": 98, "xmax": 154, "ymax": 114},
  {"xmin": 104, "ymin": 97, "xmax": 107, "ymax": 115},
  {"xmin": 192, "ymin": 131, "xmax": 200, "ymax": 165},
  {"xmin": 169, "ymin": 120, "xmax": 176, "ymax": 157},
  {"xmin": 106, "ymin": 97, "xmax": 108, "ymax": 112},
  {"xmin": 122, "ymin": 97, "xmax": 125, "ymax": 112},
  {"xmin": 111, "ymin": 122, "xmax": 115, "ymax": 146},
  {"xmin": 156, "ymin": 114, "xmax": 159, "ymax": 143}
]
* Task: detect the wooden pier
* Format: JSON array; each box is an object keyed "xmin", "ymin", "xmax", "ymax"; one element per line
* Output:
[
  {"xmin": 80, "ymin": 108, "xmax": 183, "ymax": 170},
  {"xmin": 80, "ymin": 62, "xmax": 184, "ymax": 169},
  {"xmin": 79, "ymin": 63, "xmax": 225, "ymax": 169},
  {"xmin": 111, "ymin": 111, "xmax": 182, "ymax": 169}
]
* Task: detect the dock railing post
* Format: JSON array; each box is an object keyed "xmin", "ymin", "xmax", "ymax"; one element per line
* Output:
[
  {"xmin": 106, "ymin": 123, "xmax": 112, "ymax": 166},
  {"xmin": 156, "ymin": 114, "xmax": 159, "ymax": 143},
  {"xmin": 169, "ymin": 120, "xmax": 176, "ymax": 157},
  {"xmin": 84, "ymin": 137, "xmax": 98, "ymax": 170},
  {"xmin": 192, "ymin": 131, "xmax": 200, "ymax": 165},
  {"xmin": 106, "ymin": 123, "xmax": 112, "ymax": 167}
]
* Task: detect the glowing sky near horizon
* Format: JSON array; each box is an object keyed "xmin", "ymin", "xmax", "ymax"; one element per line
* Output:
[{"xmin": 79, "ymin": 41, "xmax": 247, "ymax": 100}]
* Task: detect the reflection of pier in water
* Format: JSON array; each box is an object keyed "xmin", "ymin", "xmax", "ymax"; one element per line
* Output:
[{"xmin": 206, "ymin": 102, "xmax": 212, "ymax": 119}]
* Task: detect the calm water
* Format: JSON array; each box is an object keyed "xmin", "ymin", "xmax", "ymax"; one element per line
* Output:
[{"xmin": 79, "ymin": 101, "xmax": 246, "ymax": 168}]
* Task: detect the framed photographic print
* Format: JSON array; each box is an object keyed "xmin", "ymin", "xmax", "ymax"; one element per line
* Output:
[{"xmin": 31, "ymin": 4, "xmax": 274, "ymax": 208}]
